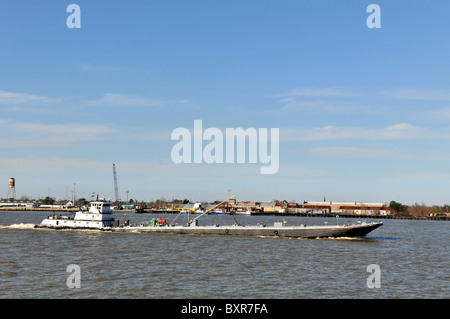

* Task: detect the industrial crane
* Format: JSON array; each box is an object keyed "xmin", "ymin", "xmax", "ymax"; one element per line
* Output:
[{"xmin": 113, "ymin": 164, "xmax": 119, "ymax": 203}]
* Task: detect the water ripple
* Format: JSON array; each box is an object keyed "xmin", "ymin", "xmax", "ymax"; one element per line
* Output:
[{"xmin": 0, "ymin": 212, "xmax": 448, "ymax": 298}]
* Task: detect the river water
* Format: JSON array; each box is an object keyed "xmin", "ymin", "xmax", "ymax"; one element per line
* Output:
[{"xmin": 0, "ymin": 211, "xmax": 448, "ymax": 299}]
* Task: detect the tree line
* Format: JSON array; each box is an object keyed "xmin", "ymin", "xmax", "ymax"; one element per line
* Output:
[{"xmin": 389, "ymin": 200, "xmax": 450, "ymax": 218}]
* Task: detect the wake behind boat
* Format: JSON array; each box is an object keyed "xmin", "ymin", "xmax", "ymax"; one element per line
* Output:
[{"xmin": 35, "ymin": 200, "xmax": 383, "ymax": 238}]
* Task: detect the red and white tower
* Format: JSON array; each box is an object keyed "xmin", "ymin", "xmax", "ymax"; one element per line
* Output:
[{"xmin": 7, "ymin": 177, "xmax": 16, "ymax": 201}]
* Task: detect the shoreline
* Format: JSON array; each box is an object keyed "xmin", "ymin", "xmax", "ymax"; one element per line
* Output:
[{"xmin": 1, "ymin": 207, "xmax": 447, "ymax": 221}]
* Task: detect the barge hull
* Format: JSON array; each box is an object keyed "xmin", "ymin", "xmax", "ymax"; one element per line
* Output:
[
  {"xmin": 34, "ymin": 221, "xmax": 383, "ymax": 238},
  {"xmin": 114, "ymin": 222, "xmax": 383, "ymax": 238}
]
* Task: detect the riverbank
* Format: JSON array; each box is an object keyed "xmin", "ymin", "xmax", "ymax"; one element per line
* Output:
[
  {"xmin": 0, "ymin": 207, "xmax": 79, "ymax": 212},
  {"xmin": 152, "ymin": 210, "xmax": 448, "ymax": 221},
  {"xmin": 1, "ymin": 206, "xmax": 448, "ymax": 221}
]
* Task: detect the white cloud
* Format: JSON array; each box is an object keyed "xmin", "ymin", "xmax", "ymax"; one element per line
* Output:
[
  {"xmin": 14, "ymin": 122, "xmax": 111, "ymax": 135},
  {"xmin": 277, "ymin": 86, "xmax": 450, "ymax": 102},
  {"xmin": 280, "ymin": 123, "xmax": 447, "ymax": 141},
  {"xmin": 274, "ymin": 87, "xmax": 376, "ymax": 114},
  {"xmin": 387, "ymin": 88, "xmax": 450, "ymax": 101},
  {"xmin": 0, "ymin": 90, "xmax": 61, "ymax": 105},
  {"xmin": 309, "ymin": 146, "xmax": 406, "ymax": 159},
  {"xmin": 381, "ymin": 171, "xmax": 450, "ymax": 183},
  {"xmin": 86, "ymin": 93, "xmax": 188, "ymax": 107},
  {"xmin": 0, "ymin": 90, "xmax": 189, "ymax": 112},
  {"xmin": 277, "ymin": 87, "xmax": 361, "ymax": 98},
  {"xmin": 274, "ymin": 87, "xmax": 450, "ymax": 116},
  {"xmin": 0, "ymin": 156, "xmax": 108, "ymax": 174},
  {"xmin": 77, "ymin": 64, "xmax": 136, "ymax": 74},
  {"xmin": 0, "ymin": 121, "xmax": 114, "ymax": 148},
  {"xmin": 277, "ymin": 99, "xmax": 378, "ymax": 113}
]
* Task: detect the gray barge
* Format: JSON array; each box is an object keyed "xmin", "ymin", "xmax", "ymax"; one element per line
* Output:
[{"xmin": 114, "ymin": 220, "xmax": 383, "ymax": 238}]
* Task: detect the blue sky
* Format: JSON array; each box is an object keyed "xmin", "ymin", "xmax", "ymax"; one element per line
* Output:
[{"xmin": 1, "ymin": 1, "xmax": 450, "ymax": 205}]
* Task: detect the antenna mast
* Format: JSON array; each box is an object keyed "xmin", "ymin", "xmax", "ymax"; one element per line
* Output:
[{"xmin": 113, "ymin": 164, "xmax": 119, "ymax": 203}]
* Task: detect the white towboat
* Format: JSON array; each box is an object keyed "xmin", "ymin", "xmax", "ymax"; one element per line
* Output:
[{"xmin": 37, "ymin": 201, "xmax": 116, "ymax": 229}]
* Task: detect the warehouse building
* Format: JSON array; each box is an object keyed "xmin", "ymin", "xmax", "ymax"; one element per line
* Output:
[{"xmin": 303, "ymin": 201, "xmax": 391, "ymax": 216}]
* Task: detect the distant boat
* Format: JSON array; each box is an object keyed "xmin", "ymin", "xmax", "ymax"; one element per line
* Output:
[
  {"xmin": 179, "ymin": 203, "xmax": 204, "ymax": 214},
  {"xmin": 235, "ymin": 210, "xmax": 252, "ymax": 215},
  {"xmin": 213, "ymin": 208, "xmax": 230, "ymax": 215},
  {"xmin": 135, "ymin": 201, "xmax": 147, "ymax": 213},
  {"xmin": 193, "ymin": 202, "xmax": 205, "ymax": 214}
]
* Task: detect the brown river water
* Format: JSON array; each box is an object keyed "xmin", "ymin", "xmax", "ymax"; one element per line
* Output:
[{"xmin": 0, "ymin": 210, "xmax": 448, "ymax": 298}]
